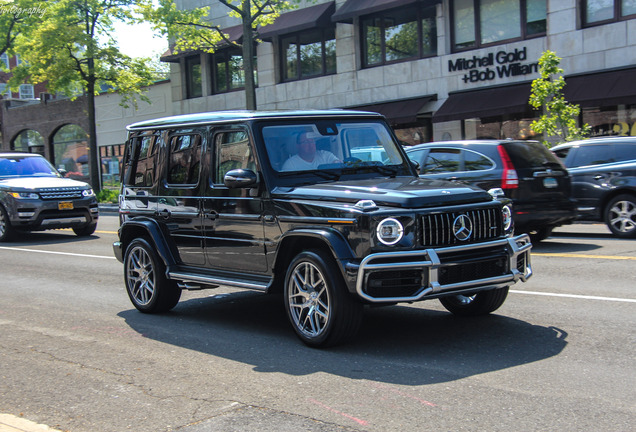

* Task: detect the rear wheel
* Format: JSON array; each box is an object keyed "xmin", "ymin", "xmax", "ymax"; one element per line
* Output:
[
  {"xmin": 605, "ymin": 194, "xmax": 636, "ymax": 238},
  {"xmin": 124, "ymin": 238, "xmax": 181, "ymax": 313},
  {"xmin": 0, "ymin": 205, "xmax": 14, "ymax": 242},
  {"xmin": 284, "ymin": 249, "xmax": 363, "ymax": 347},
  {"xmin": 439, "ymin": 287, "xmax": 509, "ymax": 316}
]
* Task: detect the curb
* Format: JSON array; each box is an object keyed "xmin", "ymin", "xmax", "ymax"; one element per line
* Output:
[{"xmin": 0, "ymin": 414, "xmax": 63, "ymax": 432}]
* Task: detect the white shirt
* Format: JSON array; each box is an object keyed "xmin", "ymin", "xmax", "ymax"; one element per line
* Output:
[{"xmin": 281, "ymin": 150, "xmax": 340, "ymax": 171}]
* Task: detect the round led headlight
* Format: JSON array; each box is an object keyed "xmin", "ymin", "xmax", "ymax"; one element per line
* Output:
[
  {"xmin": 502, "ymin": 205, "xmax": 513, "ymax": 231},
  {"xmin": 376, "ymin": 217, "xmax": 404, "ymax": 245}
]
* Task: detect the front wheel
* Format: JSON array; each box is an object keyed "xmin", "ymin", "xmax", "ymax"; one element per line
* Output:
[
  {"xmin": 73, "ymin": 221, "xmax": 97, "ymax": 237},
  {"xmin": 284, "ymin": 250, "xmax": 363, "ymax": 347},
  {"xmin": 124, "ymin": 238, "xmax": 181, "ymax": 313},
  {"xmin": 0, "ymin": 205, "xmax": 14, "ymax": 242},
  {"xmin": 439, "ymin": 287, "xmax": 509, "ymax": 316},
  {"xmin": 605, "ymin": 194, "xmax": 636, "ymax": 238}
]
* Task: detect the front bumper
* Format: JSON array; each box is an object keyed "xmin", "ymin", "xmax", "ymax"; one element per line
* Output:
[
  {"xmin": 7, "ymin": 198, "xmax": 99, "ymax": 231},
  {"xmin": 353, "ymin": 234, "xmax": 532, "ymax": 303}
]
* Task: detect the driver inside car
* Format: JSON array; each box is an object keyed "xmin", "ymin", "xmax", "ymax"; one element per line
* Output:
[{"xmin": 281, "ymin": 132, "xmax": 341, "ymax": 171}]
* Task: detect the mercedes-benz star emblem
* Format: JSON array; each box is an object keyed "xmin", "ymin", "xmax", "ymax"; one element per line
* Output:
[{"xmin": 452, "ymin": 214, "xmax": 473, "ymax": 241}]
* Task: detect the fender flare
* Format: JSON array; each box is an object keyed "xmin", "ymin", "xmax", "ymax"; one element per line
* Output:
[{"xmin": 118, "ymin": 218, "xmax": 178, "ymax": 270}]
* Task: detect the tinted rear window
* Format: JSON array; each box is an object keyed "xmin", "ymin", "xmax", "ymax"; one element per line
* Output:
[{"xmin": 503, "ymin": 141, "xmax": 563, "ymax": 169}]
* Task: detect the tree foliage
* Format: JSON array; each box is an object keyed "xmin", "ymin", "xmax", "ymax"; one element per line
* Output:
[
  {"xmin": 140, "ymin": 0, "xmax": 298, "ymax": 110},
  {"xmin": 11, "ymin": 0, "xmax": 159, "ymax": 191},
  {"xmin": 0, "ymin": 0, "xmax": 42, "ymax": 59},
  {"xmin": 529, "ymin": 50, "xmax": 590, "ymax": 147}
]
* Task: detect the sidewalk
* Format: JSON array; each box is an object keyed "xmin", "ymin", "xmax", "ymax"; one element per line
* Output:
[{"xmin": 0, "ymin": 414, "xmax": 62, "ymax": 432}]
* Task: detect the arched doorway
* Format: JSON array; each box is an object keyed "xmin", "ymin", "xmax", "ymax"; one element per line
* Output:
[
  {"xmin": 11, "ymin": 129, "xmax": 45, "ymax": 154},
  {"xmin": 52, "ymin": 124, "xmax": 89, "ymax": 182}
]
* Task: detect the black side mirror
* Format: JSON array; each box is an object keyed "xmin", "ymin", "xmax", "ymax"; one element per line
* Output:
[{"xmin": 224, "ymin": 168, "xmax": 258, "ymax": 188}]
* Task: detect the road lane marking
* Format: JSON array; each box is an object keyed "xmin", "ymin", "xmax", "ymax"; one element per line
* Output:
[
  {"xmin": 533, "ymin": 252, "xmax": 636, "ymax": 260},
  {"xmin": 510, "ymin": 290, "xmax": 636, "ymax": 303},
  {"xmin": 0, "ymin": 246, "xmax": 116, "ymax": 260}
]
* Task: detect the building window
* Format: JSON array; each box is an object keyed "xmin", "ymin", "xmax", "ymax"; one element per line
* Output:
[
  {"xmin": 0, "ymin": 83, "xmax": 11, "ymax": 98},
  {"xmin": 361, "ymin": 4, "xmax": 437, "ymax": 67},
  {"xmin": 185, "ymin": 56, "xmax": 202, "ymax": 99},
  {"xmin": 1, "ymin": 53, "xmax": 9, "ymax": 70},
  {"xmin": 452, "ymin": 0, "xmax": 546, "ymax": 51},
  {"xmin": 582, "ymin": 0, "xmax": 636, "ymax": 26},
  {"xmin": 212, "ymin": 49, "xmax": 255, "ymax": 93},
  {"xmin": 281, "ymin": 28, "xmax": 336, "ymax": 81},
  {"xmin": 19, "ymin": 84, "xmax": 34, "ymax": 99}
]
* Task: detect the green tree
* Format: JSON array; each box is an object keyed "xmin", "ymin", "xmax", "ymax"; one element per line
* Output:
[
  {"xmin": 11, "ymin": 0, "xmax": 157, "ymax": 191},
  {"xmin": 529, "ymin": 50, "xmax": 590, "ymax": 147},
  {"xmin": 141, "ymin": 0, "xmax": 298, "ymax": 110},
  {"xmin": 0, "ymin": 0, "xmax": 41, "ymax": 58}
]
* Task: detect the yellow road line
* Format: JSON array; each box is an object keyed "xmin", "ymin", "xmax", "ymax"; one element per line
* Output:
[{"xmin": 533, "ymin": 252, "xmax": 636, "ymax": 260}]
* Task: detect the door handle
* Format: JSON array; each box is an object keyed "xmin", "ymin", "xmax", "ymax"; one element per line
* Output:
[{"xmin": 156, "ymin": 209, "xmax": 171, "ymax": 219}]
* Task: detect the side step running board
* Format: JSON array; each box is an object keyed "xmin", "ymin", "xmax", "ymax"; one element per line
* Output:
[{"xmin": 168, "ymin": 271, "xmax": 270, "ymax": 291}]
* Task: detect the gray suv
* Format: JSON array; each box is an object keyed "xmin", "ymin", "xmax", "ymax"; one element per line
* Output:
[{"xmin": 0, "ymin": 152, "xmax": 99, "ymax": 241}]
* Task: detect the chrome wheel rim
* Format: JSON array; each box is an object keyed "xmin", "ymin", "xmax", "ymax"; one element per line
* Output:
[
  {"xmin": 126, "ymin": 246, "xmax": 155, "ymax": 306},
  {"xmin": 608, "ymin": 200, "xmax": 636, "ymax": 234},
  {"xmin": 288, "ymin": 261, "xmax": 331, "ymax": 339}
]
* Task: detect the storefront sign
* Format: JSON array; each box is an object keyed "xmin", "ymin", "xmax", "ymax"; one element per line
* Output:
[{"xmin": 448, "ymin": 47, "xmax": 539, "ymax": 84}]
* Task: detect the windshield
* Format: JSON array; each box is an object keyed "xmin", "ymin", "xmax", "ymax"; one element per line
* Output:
[
  {"xmin": 0, "ymin": 156, "xmax": 60, "ymax": 179},
  {"xmin": 260, "ymin": 120, "xmax": 409, "ymax": 178}
]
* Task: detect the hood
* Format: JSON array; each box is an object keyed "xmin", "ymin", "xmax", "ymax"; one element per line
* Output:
[
  {"xmin": 272, "ymin": 177, "xmax": 492, "ymax": 208},
  {"xmin": 0, "ymin": 176, "xmax": 91, "ymax": 190}
]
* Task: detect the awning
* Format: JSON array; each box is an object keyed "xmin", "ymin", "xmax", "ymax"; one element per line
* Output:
[
  {"xmin": 564, "ymin": 67, "xmax": 636, "ymax": 107},
  {"xmin": 259, "ymin": 2, "xmax": 335, "ymax": 40},
  {"xmin": 160, "ymin": 24, "xmax": 243, "ymax": 63},
  {"xmin": 432, "ymin": 82, "xmax": 533, "ymax": 123},
  {"xmin": 349, "ymin": 95, "xmax": 436, "ymax": 125},
  {"xmin": 332, "ymin": 0, "xmax": 439, "ymax": 23}
]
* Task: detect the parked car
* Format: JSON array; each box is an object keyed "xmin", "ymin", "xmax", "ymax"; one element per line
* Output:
[
  {"xmin": 113, "ymin": 110, "xmax": 533, "ymax": 347},
  {"xmin": 405, "ymin": 140, "xmax": 577, "ymax": 242},
  {"xmin": 0, "ymin": 152, "xmax": 99, "ymax": 241},
  {"xmin": 551, "ymin": 137, "xmax": 636, "ymax": 238}
]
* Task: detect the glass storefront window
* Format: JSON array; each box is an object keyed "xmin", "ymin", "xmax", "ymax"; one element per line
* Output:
[
  {"xmin": 583, "ymin": 105, "xmax": 636, "ymax": 136},
  {"xmin": 53, "ymin": 124, "xmax": 89, "ymax": 182},
  {"xmin": 12, "ymin": 130, "xmax": 44, "ymax": 154}
]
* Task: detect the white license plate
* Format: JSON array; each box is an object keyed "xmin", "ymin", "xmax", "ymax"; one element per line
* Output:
[{"xmin": 543, "ymin": 178, "xmax": 558, "ymax": 188}]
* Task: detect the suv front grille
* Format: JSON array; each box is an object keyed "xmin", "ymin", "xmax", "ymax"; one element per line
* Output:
[
  {"xmin": 39, "ymin": 188, "xmax": 84, "ymax": 200},
  {"xmin": 422, "ymin": 207, "xmax": 503, "ymax": 247}
]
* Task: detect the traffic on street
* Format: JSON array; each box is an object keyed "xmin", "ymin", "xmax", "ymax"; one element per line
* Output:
[{"xmin": 0, "ymin": 215, "xmax": 634, "ymax": 431}]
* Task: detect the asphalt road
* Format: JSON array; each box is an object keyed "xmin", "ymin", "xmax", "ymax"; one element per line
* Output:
[{"xmin": 0, "ymin": 216, "xmax": 634, "ymax": 431}]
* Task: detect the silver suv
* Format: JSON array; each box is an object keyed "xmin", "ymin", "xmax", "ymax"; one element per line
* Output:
[{"xmin": 0, "ymin": 152, "xmax": 99, "ymax": 241}]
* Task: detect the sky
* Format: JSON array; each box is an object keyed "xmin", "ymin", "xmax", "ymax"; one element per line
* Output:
[{"xmin": 111, "ymin": 20, "xmax": 169, "ymax": 59}]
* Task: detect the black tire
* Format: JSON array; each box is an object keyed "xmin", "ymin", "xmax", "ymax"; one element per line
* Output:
[
  {"xmin": 439, "ymin": 287, "xmax": 509, "ymax": 317},
  {"xmin": 0, "ymin": 205, "xmax": 14, "ymax": 242},
  {"xmin": 124, "ymin": 238, "xmax": 181, "ymax": 313},
  {"xmin": 73, "ymin": 221, "xmax": 97, "ymax": 237},
  {"xmin": 528, "ymin": 225, "xmax": 553, "ymax": 243},
  {"xmin": 604, "ymin": 194, "xmax": 636, "ymax": 238},
  {"xmin": 284, "ymin": 249, "xmax": 363, "ymax": 347}
]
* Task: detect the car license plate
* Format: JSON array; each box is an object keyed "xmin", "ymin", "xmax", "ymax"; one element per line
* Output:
[
  {"xmin": 543, "ymin": 178, "xmax": 558, "ymax": 188},
  {"xmin": 58, "ymin": 201, "xmax": 74, "ymax": 210}
]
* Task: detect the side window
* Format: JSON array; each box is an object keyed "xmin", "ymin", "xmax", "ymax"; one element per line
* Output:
[
  {"xmin": 167, "ymin": 132, "xmax": 202, "ymax": 185},
  {"xmin": 569, "ymin": 145, "xmax": 615, "ymax": 168},
  {"xmin": 464, "ymin": 149, "xmax": 494, "ymax": 171},
  {"xmin": 614, "ymin": 143, "xmax": 636, "ymax": 162},
  {"xmin": 406, "ymin": 148, "xmax": 427, "ymax": 166},
  {"xmin": 423, "ymin": 148, "xmax": 461, "ymax": 173},
  {"xmin": 124, "ymin": 133, "xmax": 158, "ymax": 188},
  {"xmin": 214, "ymin": 130, "xmax": 254, "ymax": 184}
]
